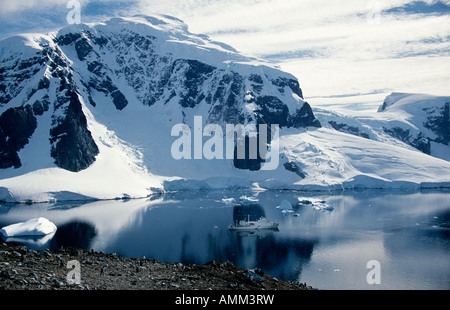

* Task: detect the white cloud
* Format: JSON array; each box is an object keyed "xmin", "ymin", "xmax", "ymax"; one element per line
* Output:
[
  {"xmin": 150, "ymin": 0, "xmax": 448, "ymax": 112},
  {"xmin": 1, "ymin": 0, "xmax": 448, "ymax": 111},
  {"xmin": 280, "ymin": 54, "xmax": 450, "ymax": 111},
  {"xmin": 0, "ymin": 0, "xmax": 65, "ymax": 14}
]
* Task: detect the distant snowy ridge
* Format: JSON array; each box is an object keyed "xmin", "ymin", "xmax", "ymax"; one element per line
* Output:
[
  {"xmin": 0, "ymin": 15, "xmax": 449, "ymax": 203},
  {"xmin": 314, "ymin": 92, "xmax": 450, "ymax": 161}
]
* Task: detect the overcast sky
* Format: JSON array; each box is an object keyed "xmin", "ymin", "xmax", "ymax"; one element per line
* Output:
[{"xmin": 1, "ymin": 0, "xmax": 449, "ymax": 112}]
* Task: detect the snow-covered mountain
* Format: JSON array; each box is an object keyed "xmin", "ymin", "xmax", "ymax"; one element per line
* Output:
[
  {"xmin": 0, "ymin": 15, "xmax": 449, "ymax": 202},
  {"xmin": 314, "ymin": 92, "xmax": 450, "ymax": 161}
]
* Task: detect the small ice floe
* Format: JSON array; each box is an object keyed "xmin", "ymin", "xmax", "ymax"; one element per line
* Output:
[
  {"xmin": 298, "ymin": 199, "xmax": 313, "ymax": 205},
  {"xmin": 276, "ymin": 200, "xmax": 294, "ymax": 213},
  {"xmin": 312, "ymin": 204, "xmax": 334, "ymax": 212},
  {"xmin": 221, "ymin": 197, "xmax": 236, "ymax": 205},
  {"xmin": 239, "ymin": 195, "xmax": 259, "ymax": 204},
  {"xmin": 298, "ymin": 197, "xmax": 334, "ymax": 212},
  {"xmin": 0, "ymin": 217, "xmax": 57, "ymax": 238}
]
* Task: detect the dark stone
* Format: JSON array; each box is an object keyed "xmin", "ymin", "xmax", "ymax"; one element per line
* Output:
[
  {"xmin": 248, "ymin": 74, "xmax": 263, "ymax": 84},
  {"xmin": 89, "ymin": 77, "xmax": 128, "ymax": 110},
  {"xmin": 0, "ymin": 270, "xmax": 11, "ymax": 279},
  {"xmin": 412, "ymin": 133, "xmax": 431, "ymax": 154},
  {"xmin": 178, "ymin": 59, "xmax": 215, "ymax": 108},
  {"xmin": 32, "ymin": 98, "xmax": 49, "ymax": 116},
  {"xmin": 271, "ymin": 77, "xmax": 303, "ymax": 99},
  {"xmin": 88, "ymin": 94, "xmax": 96, "ymax": 107},
  {"xmin": 255, "ymin": 96, "xmax": 290, "ymax": 128},
  {"xmin": 329, "ymin": 121, "xmax": 369, "ymax": 139},
  {"xmin": 0, "ymin": 105, "xmax": 37, "ymax": 169},
  {"xmin": 87, "ymin": 61, "xmax": 103, "ymax": 75},
  {"xmin": 289, "ymin": 102, "xmax": 321, "ymax": 128},
  {"xmin": 75, "ymin": 38, "xmax": 94, "ymax": 61},
  {"xmin": 37, "ymin": 77, "xmax": 50, "ymax": 90},
  {"xmin": 56, "ymin": 33, "xmax": 82, "ymax": 46},
  {"xmin": 255, "ymin": 97, "xmax": 320, "ymax": 129},
  {"xmin": 284, "ymin": 161, "xmax": 306, "ymax": 179},
  {"xmin": 110, "ymin": 89, "xmax": 128, "ymax": 111},
  {"xmin": 424, "ymin": 102, "xmax": 450, "ymax": 145},
  {"xmin": 17, "ymin": 59, "xmax": 36, "ymax": 71},
  {"xmin": 92, "ymin": 36, "xmax": 108, "ymax": 47},
  {"xmin": 53, "ymin": 279, "xmax": 64, "ymax": 288},
  {"xmin": 383, "ymin": 127, "xmax": 431, "ymax": 154},
  {"xmin": 242, "ymin": 269, "xmax": 265, "ymax": 284},
  {"xmin": 50, "ymin": 90, "xmax": 99, "ymax": 172}
]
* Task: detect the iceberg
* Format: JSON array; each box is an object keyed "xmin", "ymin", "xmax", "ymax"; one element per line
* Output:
[
  {"xmin": 277, "ymin": 199, "xmax": 294, "ymax": 213},
  {"xmin": 278, "ymin": 200, "xmax": 293, "ymax": 210},
  {"xmin": 0, "ymin": 217, "xmax": 57, "ymax": 237}
]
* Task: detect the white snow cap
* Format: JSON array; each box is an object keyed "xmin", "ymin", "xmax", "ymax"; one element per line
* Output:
[{"xmin": 0, "ymin": 217, "xmax": 57, "ymax": 237}]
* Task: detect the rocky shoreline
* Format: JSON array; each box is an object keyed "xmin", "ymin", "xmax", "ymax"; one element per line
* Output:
[{"xmin": 0, "ymin": 242, "xmax": 315, "ymax": 290}]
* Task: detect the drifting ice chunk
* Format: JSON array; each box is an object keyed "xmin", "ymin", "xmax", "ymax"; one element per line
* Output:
[
  {"xmin": 239, "ymin": 195, "xmax": 259, "ymax": 204},
  {"xmin": 276, "ymin": 199, "xmax": 294, "ymax": 213},
  {"xmin": 298, "ymin": 197, "xmax": 334, "ymax": 212},
  {"xmin": 298, "ymin": 199, "xmax": 312, "ymax": 205},
  {"xmin": 221, "ymin": 198, "xmax": 236, "ymax": 205},
  {"xmin": 278, "ymin": 200, "xmax": 293, "ymax": 210},
  {"xmin": 313, "ymin": 204, "xmax": 334, "ymax": 211},
  {"xmin": 0, "ymin": 217, "xmax": 57, "ymax": 237}
]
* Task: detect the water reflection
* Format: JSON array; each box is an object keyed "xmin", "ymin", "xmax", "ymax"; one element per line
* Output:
[
  {"xmin": 1, "ymin": 233, "xmax": 56, "ymax": 249},
  {"xmin": 50, "ymin": 221, "xmax": 97, "ymax": 250},
  {"xmin": 232, "ymin": 203, "xmax": 266, "ymax": 222},
  {"xmin": 0, "ymin": 189, "xmax": 448, "ymax": 289}
]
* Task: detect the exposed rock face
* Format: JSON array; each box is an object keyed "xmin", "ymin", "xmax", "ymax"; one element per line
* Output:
[
  {"xmin": 379, "ymin": 93, "xmax": 450, "ymax": 158},
  {"xmin": 0, "ymin": 15, "xmax": 320, "ymax": 174},
  {"xmin": 283, "ymin": 161, "xmax": 306, "ymax": 179},
  {"xmin": 328, "ymin": 121, "xmax": 370, "ymax": 139},
  {"xmin": 0, "ymin": 105, "xmax": 37, "ymax": 169},
  {"xmin": 382, "ymin": 127, "xmax": 431, "ymax": 155},
  {"xmin": 423, "ymin": 102, "xmax": 449, "ymax": 145},
  {"xmin": 49, "ymin": 90, "xmax": 99, "ymax": 172}
]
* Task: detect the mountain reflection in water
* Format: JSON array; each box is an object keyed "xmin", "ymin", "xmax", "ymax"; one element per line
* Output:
[{"xmin": 0, "ymin": 189, "xmax": 448, "ymax": 289}]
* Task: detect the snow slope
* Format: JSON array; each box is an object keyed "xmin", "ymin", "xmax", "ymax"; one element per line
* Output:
[
  {"xmin": 314, "ymin": 92, "xmax": 450, "ymax": 161},
  {"xmin": 0, "ymin": 15, "xmax": 449, "ymax": 202},
  {"xmin": 280, "ymin": 127, "xmax": 450, "ymax": 190},
  {"xmin": 1, "ymin": 96, "xmax": 450, "ymax": 202}
]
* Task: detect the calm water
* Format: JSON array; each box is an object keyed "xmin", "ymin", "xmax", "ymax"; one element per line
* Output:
[{"xmin": 0, "ymin": 189, "xmax": 449, "ymax": 290}]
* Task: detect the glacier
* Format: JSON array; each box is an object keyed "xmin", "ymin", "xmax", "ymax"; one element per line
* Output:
[{"xmin": 0, "ymin": 14, "xmax": 449, "ymax": 203}]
